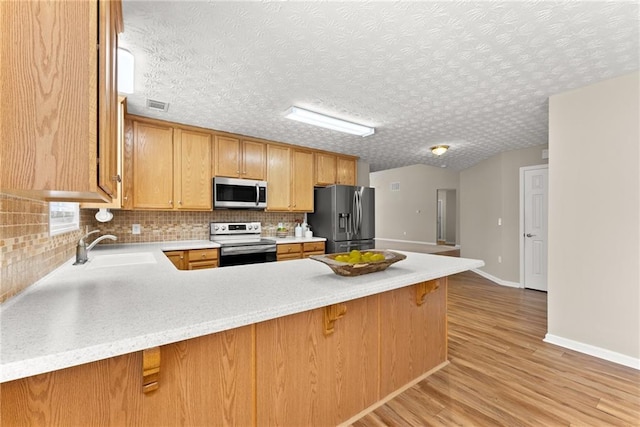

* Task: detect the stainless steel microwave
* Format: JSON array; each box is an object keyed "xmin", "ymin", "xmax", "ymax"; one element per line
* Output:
[{"xmin": 213, "ymin": 177, "xmax": 267, "ymax": 209}]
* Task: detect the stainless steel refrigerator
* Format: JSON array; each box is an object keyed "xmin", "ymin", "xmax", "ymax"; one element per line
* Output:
[{"xmin": 307, "ymin": 185, "xmax": 375, "ymax": 254}]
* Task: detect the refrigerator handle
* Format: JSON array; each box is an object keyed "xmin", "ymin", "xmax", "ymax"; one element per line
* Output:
[
  {"xmin": 357, "ymin": 189, "xmax": 363, "ymax": 234},
  {"xmin": 352, "ymin": 191, "xmax": 358, "ymax": 237}
]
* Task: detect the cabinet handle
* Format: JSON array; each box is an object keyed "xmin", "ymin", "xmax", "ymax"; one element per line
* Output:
[
  {"xmin": 169, "ymin": 200, "xmax": 173, "ymax": 206},
  {"xmin": 124, "ymin": 195, "xmax": 128, "ymax": 201},
  {"xmin": 112, "ymin": 174, "xmax": 122, "ymax": 183},
  {"xmin": 179, "ymin": 200, "xmax": 182, "ymax": 206}
]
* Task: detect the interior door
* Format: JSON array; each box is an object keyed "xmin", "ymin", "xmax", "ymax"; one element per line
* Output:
[{"xmin": 523, "ymin": 167, "xmax": 548, "ymax": 291}]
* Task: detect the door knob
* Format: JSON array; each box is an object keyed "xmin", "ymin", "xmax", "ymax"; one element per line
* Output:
[{"xmin": 526, "ymin": 233, "xmax": 536, "ymax": 237}]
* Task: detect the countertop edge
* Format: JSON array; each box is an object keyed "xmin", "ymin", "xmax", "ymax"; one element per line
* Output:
[{"xmin": 1, "ymin": 244, "xmax": 482, "ymax": 383}]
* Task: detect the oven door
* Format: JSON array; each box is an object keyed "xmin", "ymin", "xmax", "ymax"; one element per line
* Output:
[{"xmin": 219, "ymin": 244, "xmax": 276, "ymax": 267}]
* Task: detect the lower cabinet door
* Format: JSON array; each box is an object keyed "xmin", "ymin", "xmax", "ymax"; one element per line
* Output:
[
  {"xmin": 0, "ymin": 327, "xmax": 254, "ymax": 427},
  {"xmin": 256, "ymin": 296, "xmax": 379, "ymax": 426},
  {"xmin": 379, "ymin": 278, "xmax": 448, "ymax": 397}
]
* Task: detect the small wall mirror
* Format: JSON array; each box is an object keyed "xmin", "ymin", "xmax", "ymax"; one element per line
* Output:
[{"xmin": 436, "ymin": 189, "xmax": 457, "ymax": 246}]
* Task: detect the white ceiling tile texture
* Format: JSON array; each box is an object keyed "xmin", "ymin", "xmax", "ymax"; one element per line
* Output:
[{"xmin": 120, "ymin": 1, "xmax": 639, "ymax": 172}]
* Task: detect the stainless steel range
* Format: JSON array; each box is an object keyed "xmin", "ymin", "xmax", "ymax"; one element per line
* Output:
[{"xmin": 210, "ymin": 222, "xmax": 276, "ymax": 267}]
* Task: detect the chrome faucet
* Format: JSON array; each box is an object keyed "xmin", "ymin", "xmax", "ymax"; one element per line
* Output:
[{"xmin": 74, "ymin": 230, "xmax": 117, "ymax": 265}]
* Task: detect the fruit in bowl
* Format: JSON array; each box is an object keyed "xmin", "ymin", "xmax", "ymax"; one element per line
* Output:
[{"xmin": 334, "ymin": 250, "xmax": 385, "ymax": 264}]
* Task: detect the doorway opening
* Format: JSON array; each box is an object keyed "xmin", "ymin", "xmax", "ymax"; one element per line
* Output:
[{"xmin": 436, "ymin": 189, "xmax": 457, "ymax": 246}]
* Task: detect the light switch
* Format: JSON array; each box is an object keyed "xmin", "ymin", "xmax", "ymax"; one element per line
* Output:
[
  {"xmin": 132, "ymin": 224, "xmax": 141, "ymax": 235},
  {"xmin": 498, "ymin": 218, "xmax": 502, "ymax": 226}
]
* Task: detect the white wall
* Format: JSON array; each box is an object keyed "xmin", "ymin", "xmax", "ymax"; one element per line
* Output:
[
  {"xmin": 370, "ymin": 164, "xmax": 459, "ymax": 244},
  {"xmin": 547, "ymin": 71, "xmax": 639, "ymax": 366},
  {"xmin": 460, "ymin": 145, "xmax": 548, "ymax": 283},
  {"xmin": 357, "ymin": 159, "xmax": 370, "ymax": 187}
]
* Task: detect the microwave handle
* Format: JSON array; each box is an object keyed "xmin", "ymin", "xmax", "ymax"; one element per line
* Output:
[{"xmin": 255, "ymin": 183, "xmax": 259, "ymax": 206}]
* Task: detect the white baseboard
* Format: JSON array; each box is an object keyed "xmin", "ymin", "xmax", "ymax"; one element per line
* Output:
[
  {"xmin": 472, "ymin": 268, "xmax": 522, "ymax": 288},
  {"xmin": 374, "ymin": 237, "xmax": 460, "ymax": 248},
  {"xmin": 544, "ymin": 334, "xmax": 640, "ymax": 370}
]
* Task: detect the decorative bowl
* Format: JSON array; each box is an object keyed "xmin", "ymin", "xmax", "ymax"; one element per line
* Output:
[
  {"xmin": 309, "ymin": 250, "xmax": 407, "ymax": 277},
  {"xmin": 275, "ymin": 230, "xmax": 288, "ymax": 238}
]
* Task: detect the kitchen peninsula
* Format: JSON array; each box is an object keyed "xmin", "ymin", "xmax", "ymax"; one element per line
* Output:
[{"xmin": 1, "ymin": 243, "xmax": 483, "ymax": 426}]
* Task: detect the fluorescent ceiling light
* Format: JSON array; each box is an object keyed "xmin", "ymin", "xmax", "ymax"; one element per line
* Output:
[
  {"xmin": 117, "ymin": 48, "xmax": 134, "ymax": 94},
  {"xmin": 285, "ymin": 106, "xmax": 375, "ymax": 137}
]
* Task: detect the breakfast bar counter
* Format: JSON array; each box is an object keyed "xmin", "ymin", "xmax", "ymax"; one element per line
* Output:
[{"xmin": 1, "ymin": 241, "xmax": 483, "ymax": 426}]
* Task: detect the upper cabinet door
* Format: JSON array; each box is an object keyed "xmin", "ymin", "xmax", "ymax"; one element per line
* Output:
[
  {"xmin": 133, "ymin": 122, "xmax": 174, "ymax": 209},
  {"xmin": 175, "ymin": 129, "xmax": 212, "ymax": 210},
  {"xmin": 242, "ymin": 140, "xmax": 266, "ymax": 180},
  {"xmin": 315, "ymin": 153, "xmax": 337, "ymax": 186},
  {"xmin": 1, "ymin": 0, "xmax": 122, "ymax": 202},
  {"xmin": 266, "ymin": 145, "xmax": 291, "ymax": 211},
  {"xmin": 97, "ymin": 0, "xmax": 123, "ymax": 199},
  {"xmin": 215, "ymin": 136, "xmax": 241, "ymax": 178},
  {"xmin": 337, "ymin": 157, "xmax": 357, "ymax": 185},
  {"xmin": 291, "ymin": 150, "xmax": 314, "ymax": 212}
]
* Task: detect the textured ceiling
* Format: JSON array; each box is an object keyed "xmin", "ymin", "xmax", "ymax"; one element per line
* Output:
[{"xmin": 120, "ymin": 1, "xmax": 639, "ymax": 172}]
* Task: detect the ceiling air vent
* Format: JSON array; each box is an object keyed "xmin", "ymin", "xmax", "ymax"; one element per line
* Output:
[
  {"xmin": 146, "ymin": 99, "xmax": 169, "ymax": 112},
  {"xmin": 390, "ymin": 182, "xmax": 400, "ymax": 191}
]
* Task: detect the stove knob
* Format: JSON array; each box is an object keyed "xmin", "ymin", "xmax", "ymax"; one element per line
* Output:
[
  {"xmin": 221, "ymin": 225, "xmax": 226, "ymax": 231},
  {"xmin": 214, "ymin": 225, "xmax": 219, "ymax": 231},
  {"xmin": 248, "ymin": 225, "xmax": 254, "ymax": 230}
]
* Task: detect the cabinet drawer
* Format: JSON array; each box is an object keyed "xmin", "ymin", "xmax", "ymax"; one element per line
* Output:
[
  {"xmin": 188, "ymin": 260, "xmax": 218, "ymax": 270},
  {"xmin": 277, "ymin": 243, "xmax": 302, "ymax": 255},
  {"xmin": 303, "ymin": 242, "xmax": 325, "ymax": 253},
  {"xmin": 188, "ymin": 248, "xmax": 219, "ymax": 261},
  {"xmin": 277, "ymin": 253, "xmax": 302, "ymax": 261},
  {"xmin": 303, "ymin": 251, "xmax": 324, "ymax": 258}
]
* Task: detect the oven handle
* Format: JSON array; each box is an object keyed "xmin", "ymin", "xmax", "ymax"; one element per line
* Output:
[{"xmin": 221, "ymin": 245, "xmax": 276, "ymax": 256}]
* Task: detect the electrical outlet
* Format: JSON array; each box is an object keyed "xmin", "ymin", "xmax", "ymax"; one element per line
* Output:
[
  {"xmin": 498, "ymin": 218, "xmax": 502, "ymax": 226},
  {"xmin": 132, "ymin": 224, "xmax": 141, "ymax": 235},
  {"xmin": 498, "ymin": 255, "xmax": 502, "ymax": 263}
]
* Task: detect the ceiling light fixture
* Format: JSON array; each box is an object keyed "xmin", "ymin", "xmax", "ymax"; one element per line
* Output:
[
  {"xmin": 431, "ymin": 145, "xmax": 449, "ymax": 156},
  {"xmin": 285, "ymin": 106, "xmax": 375, "ymax": 137}
]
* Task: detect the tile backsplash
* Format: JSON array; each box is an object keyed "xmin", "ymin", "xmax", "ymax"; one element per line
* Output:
[
  {"xmin": 1, "ymin": 195, "xmax": 304, "ymax": 302},
  {"xmin": 84, "ymin": 209, "xmax": 302, "ymax": 243},
  {"xmin": 0, "ymin": 194, "xmax": 93, "ymax": 302}
]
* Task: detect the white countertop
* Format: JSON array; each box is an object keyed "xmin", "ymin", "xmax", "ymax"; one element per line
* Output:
[
  {"xmin": 0, "ymin": 240, "xmax": 483, "ymax": 383},
  {"xmin": 272, "ymin": 236, "xmax": 326, "ymax": 244}
]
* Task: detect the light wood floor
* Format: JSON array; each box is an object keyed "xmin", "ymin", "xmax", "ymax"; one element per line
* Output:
[{"xmin": 350, "ymin": 271, "xmax": 640, "ymax": 426}]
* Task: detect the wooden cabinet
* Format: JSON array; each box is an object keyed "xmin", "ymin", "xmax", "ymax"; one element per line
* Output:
[
  {"xmin": 1, "ymin": 0, "xmax": 123, "ymax": 202},
  {"xmin": 256, "ymin": 297, "xmax": 379, "ymax": 426},
  {"xmin": 174, "ymin": 129, "xmax": 212, "ymax": 210},
  {"xmin": 215, "ymin": 136, "xmax": 265, "ymax": 180},
  {"xmin": 315, "ymin": 152, "xmax": 337, "ymax": 186},
  {"xmin": 266, "ymin": 145, "xmax": 291, "ymax": 211},
  {"xmin": 82, "ymin": 97, "xmax": 127, "ymax": 209},
  {"xmin": 164, "ymin": 249, "xmax": 219, "ymax": 270},
  {"xmin": 379, "ymin": 278, "xmax": 448, "ymax": 397},
  {"xmin": 131, "ymin": 122, "xmax": 175, "ymax": 209},
  {"xmin": 303, "ymin": 241, "xmax": 325, "ymax": 258},
  {"xmin": 1, "ymin": 327, "xmax": 253, "ymax": 427},
  {"xmin": 126, "ymin": 120, "xmax": 212, "ymax": 210},
  {"xmin": 186, "ymin": 248, "xmax": 219, "ymax": 270},
  {"xmin": 337, "ymin": 156, "xmax": 357, "ymax": 185},
  {"xmin": 164, "ymin": 251, "xmax": 185, "ymax": 270},
  {"xmin": 277, "ymin": 243, "xmax": 302, "ymax": 261},
  {"xmin": 291, "ymin": 149, "xmax": 315, "ymax": 211},
  {"xmin": 315, "ymin": 153, "xmax": 357, "ymax": 186},
  {"xmin": 277, "ymin": 241, "xmax": 325, "ymax": 261},
  {"xmin": 267, "ymin": 145, "xmax": 314, "ymax": 212}
]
